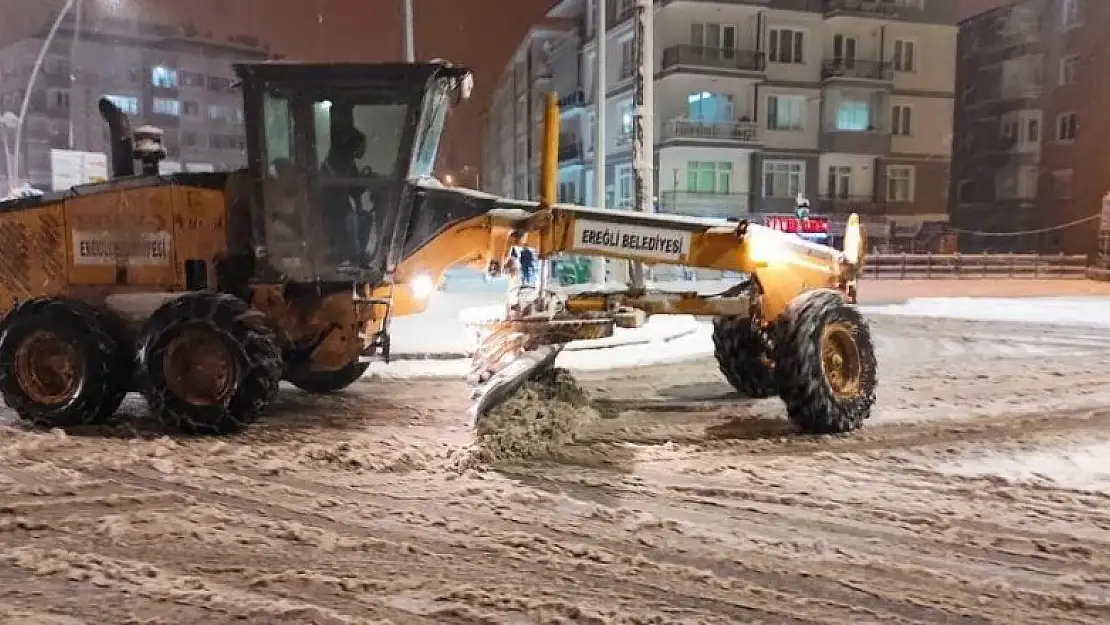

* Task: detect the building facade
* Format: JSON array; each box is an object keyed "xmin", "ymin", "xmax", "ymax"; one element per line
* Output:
[
  {"xmin": 483, "ymin": 0, "xmax": 959, "ymax": 249},
  {"xmin": 482, "ymin": 21, "xmax": 575, "ymax": 200},
  {"xmin": 954, "ymin": 0, "xmax": 1108, "ymax": 254},
  {"xmin": 0, "ymin": 16, "xmax": 271, "ymax": 191}
]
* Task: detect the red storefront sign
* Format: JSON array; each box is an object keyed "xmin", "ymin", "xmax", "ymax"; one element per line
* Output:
[{"xmin": 761, "ymin": 214, "xmax": 830, "ymax": 239}]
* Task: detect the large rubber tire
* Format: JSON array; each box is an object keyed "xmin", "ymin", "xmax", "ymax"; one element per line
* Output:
[
  {"xmin": 0, "ymin": 298, "xmax": 130, "ymax": 428},
  {"xmin": 135, "ymin": 292, "xmax": 282, "ymax": 435},
  {"xmin": 774, "ymin": 289, "xmax": 878, "ymax": 434},
  {"xmin": 712, "ymin": 316, "xmax": 776, "ymax": 398},
  {"xmin": 285, "ymin": 359, "xmax": 370, "ymax": 393}
]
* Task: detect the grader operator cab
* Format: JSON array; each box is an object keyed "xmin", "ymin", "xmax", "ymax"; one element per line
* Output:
[{"xmin": 0, "ymin": 60, "xmax": 876, "ymax": 437}]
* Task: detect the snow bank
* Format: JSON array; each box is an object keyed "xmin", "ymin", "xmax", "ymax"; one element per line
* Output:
[
  {"xmin": 934, "ymin": 443, "xmax": 1110, "ymax": 495},
  {"xmin": 862, "ymin": 296, "xmax": 1110, "ymax": 328}
]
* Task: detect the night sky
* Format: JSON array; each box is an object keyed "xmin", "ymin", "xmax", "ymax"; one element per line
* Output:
[
  {"xmin": 1, "ymin": 0, "xmax": 552, "ymax": 175},
  {"xmin": 1, "ymin": 0, "xmax": 1005, "ymax": 177}
]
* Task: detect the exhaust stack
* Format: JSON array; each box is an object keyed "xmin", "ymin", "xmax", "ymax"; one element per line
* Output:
[{"xmin": 97, "ymin": 97, "xmax": 135, "ymax": 178}]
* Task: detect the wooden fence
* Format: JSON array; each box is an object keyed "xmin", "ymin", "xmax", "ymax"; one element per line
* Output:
[
  {"xmin": 861, "ymin": 253, "xmax": 1088, "ymax": 279},
  {"xmin": 659, "ymin": 254, "xmax": 1091, "ymax": 281}
]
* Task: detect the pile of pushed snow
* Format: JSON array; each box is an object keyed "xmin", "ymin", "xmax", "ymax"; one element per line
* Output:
[
  {"xmin": 463, "ymin": 367, "xmax": 597, "ymax": 465},
  {"xmin": 1, "ymin": 184, "xmax": 45, "ymax": 201}
]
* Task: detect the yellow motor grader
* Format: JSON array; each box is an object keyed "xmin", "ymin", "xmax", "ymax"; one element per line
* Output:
[{"xmin": 0, "ymin": 59, "xmax": 874, "ymax": 436}]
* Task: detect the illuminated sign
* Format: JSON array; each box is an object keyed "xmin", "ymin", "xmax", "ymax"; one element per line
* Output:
[{"xmin": 761, "ymin": 214, "xmax": 830, "ymax": 241}]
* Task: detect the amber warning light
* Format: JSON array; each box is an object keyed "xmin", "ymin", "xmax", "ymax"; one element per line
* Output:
[{"xmin": 761, "ymin": 214, "xmax": 830, "ymax": 242}]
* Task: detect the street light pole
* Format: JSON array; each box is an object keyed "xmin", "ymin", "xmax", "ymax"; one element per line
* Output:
[
  {"xmin": 403, "ymin": 0, "xmax": 415, "ymax": 62},
  {"xmin": 67, "ymin": 0, "xmax": 82, "ymax": 149},
  {"xmin": 12, "ymin": 0, "xmax": 78, "ymax": 187}
]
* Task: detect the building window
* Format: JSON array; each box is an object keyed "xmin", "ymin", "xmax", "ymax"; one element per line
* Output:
[
  {"xmin": 152, "ymin": 98, "xmax": 180, "ymax": 116},
  {"xmin": 180, "ymin": 71, "xmax": 205, "ymax": 88},
  {"xmin": 768, "ymin": 28, "xmax": 804, "ymax": 64},
  {"xmin": 105, "ymin": 94, "xmax": 138, "ymax": 115},
  {"xmin": 182, "ymin": 131, "xmax": 201, "ymax": 148},
  {"xmin": 893, "ymin": 40, "xmax": 915, "ymax": 72},
  {"xmin": 616, "ymin": 165, "xmax": 633, "ymax": 207},
  {"xmin": 836, "ymin": 100, "xmax": 871, "ymax": 131},
  {"xmin": 1051, "ymin": 170, "xmax": 1073, "ymax": 199},
  {"xmin": 886, "ymin": 165, "xmax": 915, "ymax": 202},
  {"xmin": 151, "ymin": 66, "xmax": 178, "ymax": 88},
  {"xmin": 690, "ymin": 23, "xmax": 736, "ymax": 51},
  {"xmin": 686, "ymin": 161, "xmax": 732, "ymax": 194},
  {"xmin": 762, "ymin": 160, "xmax": 804, "ymax": 198},
  {"xmin": 617, "ymin": 100, "xmax": 633, "ymax": 137},
  {"xmin": 956, "ymin": 180, "xmax": 975, "ymax": 204},
  {"xmin": 766, "ymin": 95, "xmax": 804, "ymax": 131},
  {"xmin": 1060, "ymin": 55, "xmax": 1078, "ymax": 85},
  {"xmin": 687, "ymin": 92, "xmax": 732, "ymax": 122},
  {"xmin": 183, "ymin": 101, "xmax": 200, "ymax": 117},
  {"xmin": 1056, "ymin": 112, "xmax": 1077, "ymax": 141},
  {"xmin": 1062, "ymin": 0, "xmax": 1081, "ymax": 29},
  {"xmin": 618, "ymin": 37, "xmax": 634, "ymax": 78},
  {"xmin": 892, "ymin": 105, "xmax": 912, "ymax": 136},
  {"xmin": 1026, "ymin": 116, "xmax": 1040, "ymax": 142},
  {"xmin": 210, "ymin": 134, "xmax": 245, "ymax": 151},
  {"xmin": 826, "ymin": 166, "xmax": 851, "ymax": 198},
  {"xmin": 557, "ymin": 181, "xmax": 578, "ymax": 203}
]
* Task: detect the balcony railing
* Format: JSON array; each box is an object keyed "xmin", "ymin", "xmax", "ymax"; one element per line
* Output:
[
  {"xmin": 824, "ymin": 0, "xmax": 914, "ymax": 17},
  {"xmin": 558, "ymin": 89, "xmax": 587, "ymax": 110},
  {"xmin": 558, "ymin": 143, "xmax": 583, "ymax": 162},
  {"xmin": 663, "ymin": 118, "xmax": 759, "ymax": 143},
  {"xmin": 818, "ymin": 195, "xmax": 882, "ymax": 216},
  {"xmin": 657, "ymin": 191, "xmax": 751, "ymax": 220},
  {"xmin": 821, "ymin": 129, "xmax": 892, "ymax": 154},
  {"xmin": 821, "ymin": 58, "xmax": 893, "ymax": 81},
  {"xmin": 661, "ymin": 45, "xmax": 766, "ymax": 73}
]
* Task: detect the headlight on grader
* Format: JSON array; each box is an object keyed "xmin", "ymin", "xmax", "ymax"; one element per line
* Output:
[
  {"xmin": 748, "ymin": 230, "xmax": 795, "ymax": 266},
  {"xmin": 409, "ymin": 273, "xmax": 436, "ymax": 300}
]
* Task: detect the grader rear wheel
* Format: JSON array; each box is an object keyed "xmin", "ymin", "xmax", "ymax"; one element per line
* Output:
[
  {"xmin": 774, "ymin": 289, "xmax": 877, "ymax": 434},
  {"xmin": 0, "ymin": 298, "xmax": 130, "ymax": 428},
  {"xmin": 136, "ymin": 292, "xmax": 282, "ymax": 435}
]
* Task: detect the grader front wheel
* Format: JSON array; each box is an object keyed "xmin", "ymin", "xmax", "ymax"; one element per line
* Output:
[
  {"xmin": 774, "ymin": 289, "xmax": 877, "ymax": 434},
  {"xmin": 136, "ymin": 292, "xmax": 282, "ymax": 435}
]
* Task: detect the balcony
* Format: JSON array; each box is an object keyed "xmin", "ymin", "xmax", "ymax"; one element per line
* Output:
[
  {"xmin": 558, "ymin": 89, "xmax": 587, "ymax": 111},
  {"xmin": 663, "ymin": 118, "xmax": 759, "ymax": 144},
  {"xmin": 657, "ymin": 191, "xmax": 751, "ymax": 220},
  {"xmin": 661, "ymin": 45, "xmax": 766, "ymax": 75},
  {"xmin": 820, "ymin": 129, "xmax": 891, "ymax": 155},
  {"xmin": 821, "ymin": 59, "xmax": 892, "ymax": 82},
  {"xmin": 818, "ymin": 195, "xmax": 883, "ymax": 216}
]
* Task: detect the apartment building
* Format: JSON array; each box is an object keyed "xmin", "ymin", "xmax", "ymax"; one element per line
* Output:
[
  {"xmin": 481, "ymin": 0, "xmax": 959, "ymax": 248},
  {"xmin": 482, "ymin": 21, "xmax": 575, "ymax": 200},
  {"xmin": 954, "ymin": 0, "xmax": 1109, "ymax": 255},
  {"xmin": 0, "ymin": 16, "xmax": 270, "ymax": 191}
]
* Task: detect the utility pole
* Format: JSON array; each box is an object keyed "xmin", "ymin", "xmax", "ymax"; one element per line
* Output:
[
  {"xmin": 589, "ymin": 0, "xmax": 607, "ymax": 284},
  {"xmin": 403, "ymin": 0, "xmax": 415, "ymax": 62},
  {"xmin": 628, "ymin": 0, "xmax": 653, "ymax": 288}
]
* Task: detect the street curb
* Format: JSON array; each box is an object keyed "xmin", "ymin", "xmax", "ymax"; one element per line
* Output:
[{"xmin": 388, "ymin": 325, "xmax": 701, "ymax": 361}]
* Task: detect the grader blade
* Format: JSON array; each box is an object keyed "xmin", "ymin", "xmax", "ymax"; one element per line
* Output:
[
  {"xmin": 463, "ymin": 316, "xmax": 614, "ymax": 427},
  {"xmin": 466, "ymin": 343, "xmax": 563, "ymax": 427}
]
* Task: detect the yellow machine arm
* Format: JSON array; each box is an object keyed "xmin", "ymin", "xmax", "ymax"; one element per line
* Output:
[{"xmin": 378, "ymin": 93, "xmax": 867, "ymax": 425}]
